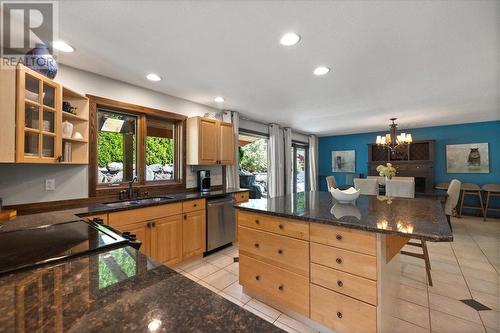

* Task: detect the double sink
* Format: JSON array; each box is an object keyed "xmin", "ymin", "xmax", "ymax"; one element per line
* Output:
[{"xmin": 103, "ymin": 196, "xmax": 175, "ymax": 208}]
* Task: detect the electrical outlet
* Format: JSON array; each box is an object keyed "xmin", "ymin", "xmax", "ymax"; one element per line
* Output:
[{"xmin": 45, "ymin": 179, "xmax": 55, "ymax": 191}]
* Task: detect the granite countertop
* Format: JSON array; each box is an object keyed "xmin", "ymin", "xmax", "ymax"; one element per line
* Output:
[
  {"xmin": 0, "ymin": 245, "xmax": 283, "ymax": 333},
  {"xmin": 235, "ymin": 191, "xmax": 453, "ymax": 241},
  {"xmin": 0, "ymin": 188, "xmax": 248, "ymax": 233}
]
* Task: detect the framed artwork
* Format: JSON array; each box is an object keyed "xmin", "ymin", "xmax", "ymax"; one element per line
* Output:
[
  {"xmin": 446, "ymin": 143, "xmax": 489, "ymax": 173},
  {"xmin": 332, "ymin": 150, "xmax": 355, "ymax": 173}
]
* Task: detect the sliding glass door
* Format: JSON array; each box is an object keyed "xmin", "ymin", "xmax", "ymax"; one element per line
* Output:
[{"xmin": 292, "ymin": 143, "xmax": 308, "ymax": 193}]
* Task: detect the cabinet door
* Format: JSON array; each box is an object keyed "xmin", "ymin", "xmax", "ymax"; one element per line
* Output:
[
  {"xmin": 198, "ymin": 118, "xmax": 218, "ymax": 164},
  {"xmin": 151, "ymin": 215, "xmax": 183, "ymax": 266},
  {"xmin": 122, "ymin": 223, "xmax": 151, "ymax": 256},
  {"xmin": 219, "ymin": 122, "xmax": 235, "ymax": 165},
  {"xmin": 182, "ymin": 210, "xmax": 206, "ymax": 259}
]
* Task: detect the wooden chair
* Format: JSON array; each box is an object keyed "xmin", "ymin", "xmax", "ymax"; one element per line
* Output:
[
  {"xmin": 482, "ymin": 184, "xmax": 500, "ymax": 221},
  {"xmin": 459, "ymin": 183, "xmax": 484, "ymax": 218},
  {"xmin": 353, "ymin": 178, "xmax": 379, "ymax": 195},
  {"xmin": 325, "ymin": 176, "xmax": 337, "ymax": 190}
]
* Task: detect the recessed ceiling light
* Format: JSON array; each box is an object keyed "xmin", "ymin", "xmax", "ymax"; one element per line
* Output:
[
  {"xmin": 52, "ymin": 40, "xmax": 74, "ymax": 53},
  {"xmin": 214, "ymin": 96, "xmax": 225, "ymax": 103},
  {"xmin": 313, "ymin": 66, "xmax": 330, "ymax": 76},
  {"xmin": 280, "ymin": 32, "xmax": 301, "ymax": 46},
  {"xmin": 146, "ymin": 73, "xmax": 162, "ymax": 81}
]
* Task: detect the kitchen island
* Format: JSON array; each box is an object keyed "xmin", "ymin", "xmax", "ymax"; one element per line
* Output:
[{"xmin": 235, "ymin": 191, "xmax": 452, "ymax": 333}]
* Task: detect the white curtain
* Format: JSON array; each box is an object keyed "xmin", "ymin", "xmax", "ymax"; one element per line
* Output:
[
  {"xmin": 268, "ymin": 124, "xmax": 284, "ymax": 198},
  {"xmin": 225, "ymin": 111, "xmax": 240, "ymax": 189},
  {"xmin": 308, "ymin": 135, "xmax": 318, "ymax": 191},
  {"xmin": 283, "ymin": 128, "xmax": 293, "ymax": 195}
]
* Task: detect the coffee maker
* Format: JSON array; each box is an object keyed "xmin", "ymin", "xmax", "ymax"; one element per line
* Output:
[{"xmin": 197, "ymin": 170, "xmax": 211, "ymax": 192}]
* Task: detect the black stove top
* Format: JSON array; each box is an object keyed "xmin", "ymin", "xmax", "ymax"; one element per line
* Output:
[{"xmin": 0, "ymin": 220, "xmax": 137, "ymax": 276}]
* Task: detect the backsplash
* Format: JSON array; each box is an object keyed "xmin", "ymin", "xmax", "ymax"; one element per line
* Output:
[{"xmin": 185, "ymin": 165, "xmax": 223, "ymax": 189}]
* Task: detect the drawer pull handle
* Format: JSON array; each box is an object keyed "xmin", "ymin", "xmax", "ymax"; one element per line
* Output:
[
  {"xmin": 278, "ymin": 284, "xmax": 284, "ymax": 291},
  {"xmin": 337, "ymin": 280, "xmax": 343, "ymax": 287},
  {"xmin": 255, "ymin": 275, "xmax": 260, "ymax": 281},
  {"xmin": 337, "ymin": 312, "xmax": 343, "ymax": 319},
  {"xmin": 254, "ymin": 243, "xmax": 260, "ymax": 248},
  {"xmin": 194, "ymin": 203, "xmax": 197, "ymax": 207},
  {"xmin": 278, "ymin": 224, "xmax": 284, "ymax": 229},
  {"xmin": 336, "ymin": 257, "xmax": 343, "ymax": 264},
  {"xmin": 278, "ymin": 249, "xmax": 283, "ymax": 255},
  {"xmin": 255, "ymin": 220, "xmax": 260, "ymax": 224},
  {"xmin": 336, "ymin": 234, "xmax": 343, "ymax": 241}
]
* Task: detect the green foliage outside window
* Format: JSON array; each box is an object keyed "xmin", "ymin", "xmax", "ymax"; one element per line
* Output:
[
  {"xmin": 239, "ymin": 138, "xmax": 267, "ymax": 173},
  {"xmin": 146, "ymin": 137, "xmax": 174, "ymax": 165}
]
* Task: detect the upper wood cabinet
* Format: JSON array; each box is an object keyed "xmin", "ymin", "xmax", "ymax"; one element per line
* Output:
[
  {"xmin": 0, "ymin": 64, "xmax": 89, "ymax": 164},
  {"xmin": 186, "ymin": 116, "xmax": 235, "ymax": 165}
]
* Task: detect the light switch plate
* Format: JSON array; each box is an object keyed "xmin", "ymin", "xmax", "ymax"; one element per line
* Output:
[{"xmin": 45, "ymin": 179, "xmax": 55, "ymax": 191}]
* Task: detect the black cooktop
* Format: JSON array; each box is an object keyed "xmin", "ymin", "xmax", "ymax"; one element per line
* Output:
[{"xmin": 0, "ymin": 220, "xmax": 129, "ymax": 275}]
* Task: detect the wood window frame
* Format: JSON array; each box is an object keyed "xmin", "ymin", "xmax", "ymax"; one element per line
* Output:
[{"xmin": 88, "ymin": 95, "xmax": 187, "ymax": 198}]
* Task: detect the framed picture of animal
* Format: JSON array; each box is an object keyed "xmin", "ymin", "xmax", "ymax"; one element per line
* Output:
[{"xmin": 446, "ymin": 143, "xmax": 489, "ymax": 173}]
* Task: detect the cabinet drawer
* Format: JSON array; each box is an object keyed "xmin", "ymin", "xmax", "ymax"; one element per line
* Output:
[
  {"xmin": 240, "ymin": 254, "xmax": 309, "ymax": 316},
  {"xmin": 182, "ymin": 199, "xmax": 205, "ymax": 213},
  {"xmin": 108, "ymin": 203, "xmax": 182, "ymax": 228},
  {"xmin": 310, "ymin": 223, "xmax": 376, "ymax": 256},
  {"xmin": 311, "ymin": 263, "xmax": 377, "ymax": 305},
  {"xmin": 239, "ymin": 226, "xmax": 309, "ymax": 276},
  {"xmin": 234, "ymin": 191, "xmax": 249, "ymax": 203},
  {"xmin": 311, "ymin": 284, "xmax": 376, "ymax": 333},
  {"xmin": 238, "ymin": 210, "xmax": 309, "ymax": 240},
  {"xmin": 311, "ymin": 243, "xmax": 377, "ymax": 280}
]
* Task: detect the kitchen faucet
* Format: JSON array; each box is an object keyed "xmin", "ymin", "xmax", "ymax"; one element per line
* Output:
[{"xmin": 128, "ymin": 176, "xmax": 138, "ymax": 199}]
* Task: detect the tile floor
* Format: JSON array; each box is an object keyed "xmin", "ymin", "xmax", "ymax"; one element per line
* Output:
[{"xmin": 172, "ymin": 216, "xmax": 499, "ymax": 333}]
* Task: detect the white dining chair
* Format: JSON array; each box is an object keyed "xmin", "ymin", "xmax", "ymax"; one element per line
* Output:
[
  {"xmin": 353, "ymin": 178, "xmax": 379, "ymax": 195},
  {"xmin": 326, "ymin": 176, "xmax": 337, "ymax": 190},
  {"xmin": 385, "ymin": 178, "xmax": 415, "ymax": 198},
  {"xmin": 444, "ymin": 179, "xmax": 462, "ymax": 231}
]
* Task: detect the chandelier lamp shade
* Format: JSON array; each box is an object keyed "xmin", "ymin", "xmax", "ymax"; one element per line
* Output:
[{"xmin": 375, "ymin": 118, "xmax": 413, "ymax": 151}]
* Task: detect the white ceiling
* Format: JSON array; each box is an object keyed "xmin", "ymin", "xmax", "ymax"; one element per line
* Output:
[{"xmin": 54, "ymin": 0, "xmax": 499, "ymax": 135}]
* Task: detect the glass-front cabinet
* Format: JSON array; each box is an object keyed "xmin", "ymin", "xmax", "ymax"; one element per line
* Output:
[{"xmin": 16, "ymin": 66, "xmax": 62, "ymax": 163}]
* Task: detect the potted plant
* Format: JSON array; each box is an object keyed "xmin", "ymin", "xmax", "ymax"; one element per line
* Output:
[{"xmin": 376, "ymin": 163, "xmax": 396, "ymax": 181}]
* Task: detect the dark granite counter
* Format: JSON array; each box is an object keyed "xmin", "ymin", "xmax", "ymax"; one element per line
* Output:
[
  {"xmin": 235, "ymin": 191, "xmax": 453, "ymax": 241},
  {"xmin": 0, "ymin": 245, "xmax": 283, "ymax": 333},
  {"xmin": 0, "ymin": 188, "xmax": 248, "ymax": 233}
]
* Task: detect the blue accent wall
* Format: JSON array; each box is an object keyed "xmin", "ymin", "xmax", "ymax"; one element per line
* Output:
[{"xmin": 318, "ymin": 121, "xmax": 500, "ymax": 191}]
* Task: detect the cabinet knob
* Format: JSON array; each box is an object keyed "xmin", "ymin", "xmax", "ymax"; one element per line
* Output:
[
  {"xmin": 337, "ymin": 280, "xmax": 343, "ymax": 287},
  {"xmin": 278, "ymin": 224, "xmax": 284, "ymax": 229},
  {"xmin": 254, "ymin": 243, "xmax": 259, "ymax": 248},
  {"xmin": 255, "ymin": 219, "xmax": 260, "ymax": 224},
  {"xmin": 337, "ymin": 312, "xmax": 343, "ymax": 319},
  {"xmin": 152, "ymin": 222, "xmax": 156, "ymax": 227},
  {"xmin": 336, "ymin": 234, "xmax": 343, "ymax": 241},
  {"xmin": 194, "ymin": 203, "xmax": 197, "ymax": 207},
  {"xmin": 336, "ymin": 257, "xmax": 343, "ymax": 264},
  {"xmin": 278, "ymin": 284, "xmax": 284, "ymax": 291},
  {"xmin": 255, "ymin": 275, "xmax": 260, "ymax": 281},
  {"xmin": 278, "ymin": 249, "xmax": 283, "ymax": 255},
  {"xmin": 184, "ymin": 214, "xmax": 187, "ymax": 220}
]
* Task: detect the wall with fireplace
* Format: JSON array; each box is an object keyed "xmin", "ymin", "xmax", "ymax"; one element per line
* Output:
[{"xmin": 318, "ymin": 120, "xmax": 500, "ymax": 191}]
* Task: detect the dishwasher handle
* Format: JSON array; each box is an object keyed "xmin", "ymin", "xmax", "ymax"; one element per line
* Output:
[{"xmin": 207, "ymin": 197, "xmax": 235, "ymax": 207}]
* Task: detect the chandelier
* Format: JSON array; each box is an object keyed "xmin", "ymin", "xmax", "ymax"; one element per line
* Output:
[{"xmin": 375, "ymin": 118, "xmax": 413, "ymax": 151}]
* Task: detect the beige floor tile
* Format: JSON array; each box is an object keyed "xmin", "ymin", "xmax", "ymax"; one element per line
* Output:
[
  {"xmin": 179, "ymin": 271, "xmax": 199, "ymax": 282},
  {"xmin": 429, "ymin": 293, "xmax": 482, "ymax": 323},
  {"xmin": 273, "ymin": 321, "xmax": 300, "ymax": 333},
  {"xmin": 479, "ymin": 310, "xmax": 500, "ymax": 331},
  {"xmin": 224, "ymin": 262, "xmax": 239, "ymax": 276},
  {"xmin": 486, "ymin": 327, "xmax": 500, "ymax": 333},
  {"xmin": 428, "ymin": 279, "xmax": 472, "ymax": 300},
  {"xmin": 398, "ymin": 284, "xmax": 429, "ymax": 307},
  {"xmin": 184, "ymin": 261, "xmax": 220, "ymax": 279},
  {"xmin": 471, "ymin": 290, "xmax": 500, "ymax": 311},
  {"xmin": 218, "ymin": 291, "xmax": 245, "ymax": 306},
  {"xmin": 459, "ymin": 258, "xmax": 499, "ymax": 273},
  {"xmin": 462, "ymin": 266, "xmax": 500, "ymax": 284},
  {"xmin": 203, "ymin": 269, "xmax": 238, "ymax": 290},
  {"xmin": 430, "ymin": 310, "xmax": 486, "ymax": 333},
  {"xmin": 175, "ymin": 257, "xmax": 204, "ymax": 271},
  {"xmin": 401, "ymin": 263, "xmax": 428, "ymax": 284},
  {"xmin": 400, "ymin": 275, "xmax": 428, "ymax": 291},
  {"xmin": 390, "ymin": 317, "xmax": 430, "ymax": 333},
  {"xmin": 196, "ymin": 280, "xmax": 220, "ymax": 293},
  {"xmin": 431, "ymin": 269, "xmax": 468, "ymax": 285},
  {"xmin": 466, "ymin": 276, "xmax": 499, "ymax": 296},
  {"xmin": 276, "ymin": 314, "xmax": 318, "ymax": 333},
  {"xmin": 430, "ymin": 260, "xmax": 462, "ymax": 275},
  {"xmin": 394, "ymin": 299, "xmax": 430, "ymax": 329},
  {"xmin": 222, "ymin": 281, "xmax": 251, "ymax": 304},
  {"xmin": 242, "ymin": 304, "xmax": 275, "ymax": 323},
  {"xmin": 205, "ymin": 253, "xmax": 234, "ymax": 268},
  {"xmin": 246, "ymin": 298, "xmax": 282, "ymax": 320}
]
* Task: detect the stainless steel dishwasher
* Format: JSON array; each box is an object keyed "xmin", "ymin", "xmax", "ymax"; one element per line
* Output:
[{"xmin": 206, "ymin": 196, "xmax": 235, "ymax": 252}]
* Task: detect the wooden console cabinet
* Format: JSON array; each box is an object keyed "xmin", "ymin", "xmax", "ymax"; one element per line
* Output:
[{"xmin": 186, "ymin": 116, "xmax": 235, "ymax": 165}]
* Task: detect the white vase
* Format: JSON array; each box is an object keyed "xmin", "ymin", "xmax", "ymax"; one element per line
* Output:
[{"xmin": 62, "ymin": 121, "xmax": 73, "ymax": 138}]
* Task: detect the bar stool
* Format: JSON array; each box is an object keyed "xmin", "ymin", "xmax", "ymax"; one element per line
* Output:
[
  {"xmin": 459, "ymin": 183, "xmax": 485, "ymax": 218},
  {"xmin": 482, "ymin": 184, "xmax": 500, "ymax": 221}
]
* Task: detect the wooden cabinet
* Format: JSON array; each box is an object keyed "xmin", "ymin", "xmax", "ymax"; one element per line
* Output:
[
  {"xmin": 0, "ymin": 64, "xmax": 89, "ymax": 164},
  {"xmin": 234, "ymin": 191, "xmax": 249, "ymax": 203},
  {"xmin": 108, "ymin": 199, "xmax": 206, "ymax": 266},
  {"xmin": 182, "ymin": 210, "xmax": 206, "ymax": 259},
  {"xmin": 186, "ymin": 116, "xmax": 235, "ymax": 165}
]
